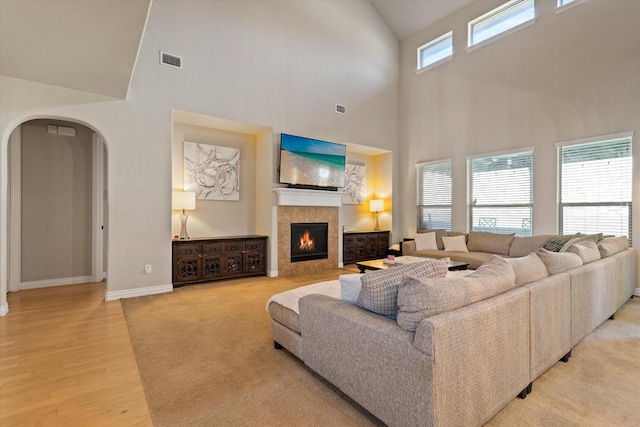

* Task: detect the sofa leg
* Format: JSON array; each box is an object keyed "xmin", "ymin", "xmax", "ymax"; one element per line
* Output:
[
  {"xmin": 560, "ymin": 350, "xmax": 572, "ymax": 363},
  {"xmin": 609, "ymin": 314, "xmax": 615, "ymax": 320},
  {"xmin": 274, "ymin": 341, "xmax": 283, "ymax": 350},
  {"xmin": 527, "ymin": 383, "xmax": 533, "ymax": 394}
]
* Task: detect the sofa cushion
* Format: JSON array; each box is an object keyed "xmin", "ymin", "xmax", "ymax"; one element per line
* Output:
[
  {"xmin": 506, "ymin": 252, "xmax": 548, "ymax": 286},
  {"xmin": 396, "ymin": 255, "xmax": 516, "ymax": 332},
  {"xmin": 509, "ymin": 234, "xmax": 564, "ymax": 257},
  {"xmin": 356, "ymin": 258, "xmax": 450, "ymax": 318},
  {"xmin": 565, "ymin": 239, "xmax": 601, "ymax": 264},
  {"xmin": 559, "ymin": 234, "xmax": 600, "ymax": 252},
  {"xmin": 339, "ymin": 274, "xmax": 362, "ymax": 304},
  {"xmin": 442, "ymin": 235, "xmax": 469, "ymax": 252},
  {"xmin": 535, "ymin": 248, "xmax": 583, "ymax": 275},
  {"xmin": 467, "ymin": 231, "xmax": 515, "ymax": 256},
  {"xmin": 418, "ymin": 229, "xmax": 448, "ymax": 250},
  {"xmin": 597, "ymin": 236, "xmax": 629, "ymax": 257},
  {"xmin": 415, "ymin": 232, "xmax": 438, "ymax": 251}
]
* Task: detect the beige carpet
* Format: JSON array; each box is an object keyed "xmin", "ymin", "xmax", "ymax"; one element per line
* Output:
[{"xmin": 122, "ymin": 271, "xmax": 640, "ymax": 426}]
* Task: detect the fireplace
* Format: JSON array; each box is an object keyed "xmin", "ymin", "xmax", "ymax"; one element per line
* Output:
[{"xmin": 290, "ymin": 222, "xmax": 329, "ymax": 263}]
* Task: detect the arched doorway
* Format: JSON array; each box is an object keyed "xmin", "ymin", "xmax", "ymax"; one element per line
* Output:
[{"xmin": 8, "ymin": 118, "xmax": 108, "ymax": 293}]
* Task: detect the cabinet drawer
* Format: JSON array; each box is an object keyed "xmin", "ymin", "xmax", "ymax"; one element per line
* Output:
[
  {"xmin": 344, "ymin": 235, "xmax": 356, "ymax": 245},
  {"xmin": 245, "ymin": 240, "xmax": 264, "ymax": 251},
  {"xmin": 224, "ymin": 242, "xmax": 244, "ymax": 252},
  {"xmin": 202, "ymin": 243, "xmax": 224, "ymax": 254},
  {"xmin": 176, "ymin": 244, "xmax": 201, "ymax": 256}
]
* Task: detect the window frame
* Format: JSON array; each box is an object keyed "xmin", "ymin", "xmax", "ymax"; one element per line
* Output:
[
  {"xmin": 467, "ymin": 0, "xmax": 536, "ymax": 51},
  {"xmin": 417, "ymin": 31, "xmax": 453, "ymax": 73},
  {"xmin": 466, "ymin": 148, "xmax": 534, "ymax": 236},
  {"xmin": 416, "ymin": 159, "xmax": 452, "ymax": 232},
  {"xmin": 556, "ymin": 0, "xmax": 588, "ymax": 14},
  {"xmin": 556, "ymin": 132, "xmax": 633, "ymax": 243}
]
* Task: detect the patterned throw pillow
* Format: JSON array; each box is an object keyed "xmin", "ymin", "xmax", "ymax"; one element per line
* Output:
[
  {"xmin": 542, "ymin": 238, "xmax": 565, "ymax": 252},
  {"xmin": 356, "ymin": 258, "xmax": 450, "ymax": 318}
]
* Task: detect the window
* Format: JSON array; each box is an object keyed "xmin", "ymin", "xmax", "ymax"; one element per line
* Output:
[
  {"xmin": 467, "ymin": 149, "xmax": 533, "ymax": 236},
  {"xmin": 417, "ymin": 31, "xmax": 453, "ymax": 71},
  {"xmin": 557, "ymin": 133, "xmax": 632, "ymax": 242},
  {"xmin": 468, "ymin": 0, "xmax": 535, "ymax": 48},
  {"xmin": 556, "ymin": 0, "xmax": 588, "ymax": 13},
  {"xmin": 416, "ymin": 160, "xmax": 451, "ymax": 231}
]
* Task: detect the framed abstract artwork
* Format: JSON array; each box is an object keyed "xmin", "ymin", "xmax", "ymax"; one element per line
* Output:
[
  {"xmin": 342, "ymin": 163, "xmax": 366, "ymax": 205},
  {"xmin": 184, "ymin": 141, "xmax": 240, "ymax": 201}
]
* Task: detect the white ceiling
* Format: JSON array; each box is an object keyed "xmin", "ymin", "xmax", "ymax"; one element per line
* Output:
[
  {"xmin": 0, "ymin": 0, "xmax": 151, "ymax": 99},
  {"xmin": 0, "ymin": 0, "xmax": 472, "ymax": 99}
]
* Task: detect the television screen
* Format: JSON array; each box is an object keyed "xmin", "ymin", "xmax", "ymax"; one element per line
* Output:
[{"xmin": 279, "ymin": 133, "xmax": 346, "ymax": 190}]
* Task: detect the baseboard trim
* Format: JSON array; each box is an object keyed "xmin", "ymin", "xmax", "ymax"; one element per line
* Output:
[
  {"xmin": 0, "ymin": 303, "xmax": 8, "ymax": 317},
  {"xmin": 634, "ymin": 288, "xmax": 640, "ymax": 297},
  {"xmin": 268, "ymin": 269, "xmax": 278, "ymax": 278},
  {"xmin": 105, "ymin": 284, "xmax": 173, "ymax": 301},
  {"xmin": 21, "ymin": 275, "xmax": 93, "ymax": 290}
]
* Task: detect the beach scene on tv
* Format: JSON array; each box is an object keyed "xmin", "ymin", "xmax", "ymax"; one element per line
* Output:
[{"xmin": 280, "ymin": 134, "xmax": 346, "ymax": 188}]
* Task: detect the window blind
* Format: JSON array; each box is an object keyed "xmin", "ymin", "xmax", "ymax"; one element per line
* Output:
[
  {"xmin": 467, "ymin": 150, "xmax": 533, "ymax": 236},
  {"xmin": 557, "ymin": 134, "xmax": 632, "ymax": 243},
  {"xmin": 416, "ymin": 160, "xmax": 451, "ymax": 231}
]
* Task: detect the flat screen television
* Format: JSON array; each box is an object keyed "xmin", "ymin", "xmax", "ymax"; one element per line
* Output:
[{"xmin": 279, "ymin": 133, "xmax": 346, "ymax": 191}]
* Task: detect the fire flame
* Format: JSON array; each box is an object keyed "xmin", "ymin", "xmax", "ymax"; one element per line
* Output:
[{"xmin": 299, "ymin": 230, "xmax": 315, "ymax": 251}]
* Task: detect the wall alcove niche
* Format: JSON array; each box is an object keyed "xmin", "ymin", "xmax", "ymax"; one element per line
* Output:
[{"xmin": 7, "ymin": 118, "xmax": 108, "ymax": 294}]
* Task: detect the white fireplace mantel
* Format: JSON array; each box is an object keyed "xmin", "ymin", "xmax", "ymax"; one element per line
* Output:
[{"xmin": 273, "ymin": 188, "xmax": 344, "ymax": 207}]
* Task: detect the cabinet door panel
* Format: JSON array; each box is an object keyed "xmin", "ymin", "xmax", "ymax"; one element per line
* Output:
[{"xmin": 176, "ymin": 256, "xmax": 200, "ymax": 283}]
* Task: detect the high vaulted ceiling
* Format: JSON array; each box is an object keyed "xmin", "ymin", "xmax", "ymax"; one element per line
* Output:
[{"xmin": 0, "ymin": 0, "xmax": 472, "ymax": 99}]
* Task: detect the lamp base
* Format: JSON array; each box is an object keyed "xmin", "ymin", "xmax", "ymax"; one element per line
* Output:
[
  {"xmin": 374, "ymin": 212, "xmax": 380, "ymax": 231},
  {"xmin": 179, "ymin": 213, "xmax": 190, "ymax": 239}
]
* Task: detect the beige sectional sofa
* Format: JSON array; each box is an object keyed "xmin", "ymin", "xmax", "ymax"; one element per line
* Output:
[{"xmin": 267, "ymin": 233, "xmax": 635, "ymax": 427}]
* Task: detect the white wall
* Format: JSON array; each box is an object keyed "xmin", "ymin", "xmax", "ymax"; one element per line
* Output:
[
  {"xmin": 398, "ymin": 0, "xmax": 640, "ymax": 240},
  {"xmin": 0, "ymin": 1, "xmax": 399, "ymax": 307}
]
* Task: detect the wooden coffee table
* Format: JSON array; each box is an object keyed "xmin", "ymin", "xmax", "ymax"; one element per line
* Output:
[{"xmin": 356, "ymin": 258, "xmax": 469, "ymax": 274}]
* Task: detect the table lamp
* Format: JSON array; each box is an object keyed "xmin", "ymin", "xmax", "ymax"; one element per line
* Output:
[
  {"xmin": 369, "ymin": 199, "xmax": 384, "ymax": 231},
  {"xmin": 172, "ymin": 191, "xmax": 196, "ymax": 239}
]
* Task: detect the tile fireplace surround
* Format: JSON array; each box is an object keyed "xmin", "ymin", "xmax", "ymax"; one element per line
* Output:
[{"xmin": 274, "ymin": 188, "xmax": 341, "ymax": 276}]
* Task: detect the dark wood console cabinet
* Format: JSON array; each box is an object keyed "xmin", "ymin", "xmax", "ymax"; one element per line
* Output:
[
  {"xmin": 172, "ymin": 235, "xmax": 267, "ymax": 286},
  {"xmin": 343, "ymin": 230, "xmax": 390, "ymax": 264}
]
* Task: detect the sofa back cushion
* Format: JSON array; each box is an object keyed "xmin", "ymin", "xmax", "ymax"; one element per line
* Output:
[
  {"xmin": 396, "ymin": 256, "xmax": 516, "ymax": 332},
  {"xmin": 356, "ymin": 258, "xmax": 450, "ymax": 318},
  {"xmin": 535, "ymin": 248, "xmax": 583, "ymax": 275},
  {"xmin": 565, "ymin": 239, "xmax": 601, "ymax": 264},
  {"xmin": 467, "ymin": 231, "xmax": 515, "ymax": 255},
  {"xmin": 597, "ymin": 236, "xmax": 629, "ymax": 257},
  {"xmin": 506, "ymin": 252, "xmax": 548, "ymax": 286},
  {"xmin": 509, "ymin": 234, "xmax": 563, "ymax": 257}
]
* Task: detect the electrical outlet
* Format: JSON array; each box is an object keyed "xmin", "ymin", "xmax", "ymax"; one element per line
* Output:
[{"xmin": 145, "ymin": 264, "xmax": 152, "ymax": 274}]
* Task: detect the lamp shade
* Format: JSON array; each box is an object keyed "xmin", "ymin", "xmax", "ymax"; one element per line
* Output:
[
  {"xmin": 369, "ymin": 199, "xmax": 384, "ymax": 213},
  {"xmin": 172, "ymin": 191, "xmax": 196, "ymax": 210}
]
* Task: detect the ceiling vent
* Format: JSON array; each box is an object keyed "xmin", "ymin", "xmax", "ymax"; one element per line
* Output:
[
  {"xmin": 160, "ymin": 51, "xmax": 182, "ymax": 69},
  {"xmin": 335, "ymin": 104, "xmax": 346, "ymax": 114}
]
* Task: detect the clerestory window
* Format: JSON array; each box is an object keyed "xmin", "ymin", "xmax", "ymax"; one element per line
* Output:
[
  {"xmin": 417, "ymin": 31, "xmax": 453, "ymax": 72},
  {"xmin": 468, "ymin": 0, "xmax": 535, "ymax": 48}
]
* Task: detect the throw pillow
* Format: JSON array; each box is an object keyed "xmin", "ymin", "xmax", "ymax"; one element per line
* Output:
[
  {"xmin": 396, "ymin": 255, "xmax": 516, "ymax": 332},
  {"xmin": 542, "ymin": 238, "xmax": 566, "ymax": 252},
  {"xmin": 597, "ymin": 236, "xmax": 629, "ymax": 258},
  {"xmin": 356, "ymin": 258, "xmax": 450, "ymax": 318},
  {"xmin": 339, "ymin": 274, "xmax": 362, "ymax": 304},
  {"xmin": 535, "ymin": 248, "xmax": 583, "ymax": 275},
  {"xmin": 418, "ymin": 229, "xmax": 448, "ymax": 250},
  {"xmin": 506, "ymin": 252, "xmax": 548, "ymax": 286},
  {"xmin": 559, "ymin": 234, "xmax": 600, "ymax": 252},
  {"xmin": 414, "ymin": 232, "xmax": 438, "ymax": 251},
  {"xmin": 466, "ymin": 231, "xmax": 515, "ymax": 256},
  {"xmin": 442, "ymin": 235, "xmax": 469, "ymax": 252},
  {"xmin": 565, "ymin": 239, "xmax": 601, "ymax": 264}
]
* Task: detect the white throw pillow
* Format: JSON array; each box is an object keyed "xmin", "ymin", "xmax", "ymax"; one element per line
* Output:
[
  {"xmin": 414, "ymin": 232, "xmax": 438, "ymax": 251},
  {"xmin": 339, "ymin": 274, "xmax": 362, "ymax": 304},
  {"xmin": 442, "ymin": 235, "xmax": 469, "ymax": 252}
]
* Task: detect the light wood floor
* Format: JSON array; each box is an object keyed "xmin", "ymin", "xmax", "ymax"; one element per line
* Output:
[{"xmin": 0, "ymin": 283, "xmax": 153, "ymax": 427}]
